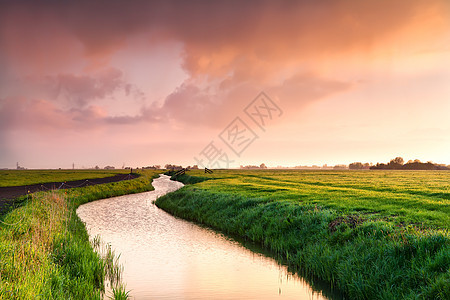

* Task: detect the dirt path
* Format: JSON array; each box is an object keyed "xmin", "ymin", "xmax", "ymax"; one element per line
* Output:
[{"xmin": 0, "ymin": 173, "xmax": 139, "ymax": 215}]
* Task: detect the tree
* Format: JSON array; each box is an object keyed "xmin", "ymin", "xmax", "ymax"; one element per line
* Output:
[
  {"xmin": 386, "ymin": 157, "xmax": 404, "ymax": 169},
  {"xmin": 391, "ymin": 157, "xmax": 404, "ymax": 165},
  {"xmin": 349, "ymin": 162, "xmax": 364, "ymax": 170},
  {"xmin": 165, "ymin": 164, "xmax": 182, "ymax": 170},
  {"xmin": 260, "ymin": 163, "xmax": 267, "ymax": 169}
]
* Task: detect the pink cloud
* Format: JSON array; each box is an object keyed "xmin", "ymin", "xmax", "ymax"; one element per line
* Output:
[
  {"xmin": 1, "ymin": 0, "xmax": 449, "ymax": 168},
  {"xmin": 2, "ymin": 0, "xmax": 448, "ymax": 75},
  {"xmin": 0, "ymin": 97, "xmax": 106, "ymax": 132},
  {"xmin": 1, "ymin": 1, "xmax": 447, "ymax": 127},
  {"xmin": 47, "ymin": 68, "xmax": 125, "ymax": 107}
]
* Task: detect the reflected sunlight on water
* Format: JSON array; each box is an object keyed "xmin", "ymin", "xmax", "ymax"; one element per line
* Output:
[{"xmin": 77, "ymin": 175, "xmax": 329, "ymax": 299}]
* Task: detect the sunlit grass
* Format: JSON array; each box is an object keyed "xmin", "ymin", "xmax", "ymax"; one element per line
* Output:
[
  {"xmin": 182, "ymin": 169, "xmax": 450, "ymax": 229},
  {"xmin": 157, "ymin": 169, "xmax": 450, "ymax": 299},
  {"xmin": 0, "ymin": 170, "xmax": 159, "ymax": 299}
]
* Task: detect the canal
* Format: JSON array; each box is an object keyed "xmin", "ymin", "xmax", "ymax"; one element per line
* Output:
[{"xmin": 77, "ymin": 175, "xmax": 330, "ymax": 299}]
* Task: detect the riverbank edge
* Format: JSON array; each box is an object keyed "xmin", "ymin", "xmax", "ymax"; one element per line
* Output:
[
  {"xmin": 155, "ymin": 174, "xmax": 450, "ymax": 299},
  {"xmin": 0, "ymin": 170, "xmax": 161, "ymax": 299}
]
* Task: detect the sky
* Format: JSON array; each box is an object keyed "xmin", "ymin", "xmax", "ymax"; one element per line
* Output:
[{"xmin": 1, "ymin": 0, "xmax": 449, "ymax": 169}]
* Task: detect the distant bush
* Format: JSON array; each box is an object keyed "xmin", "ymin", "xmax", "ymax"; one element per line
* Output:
[
  {"xmin": 370, "ymin": 157, "xmax": 449, "ymax": 170},
  {"xmin": 349, "ymin": 162, "xmax": 371, "ymax": 169}
]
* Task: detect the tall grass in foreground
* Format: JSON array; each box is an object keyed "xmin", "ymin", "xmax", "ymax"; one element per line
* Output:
[
  {"xmin": 156, "ymin": 171, "xmax": 450, "ymax": 299},
  {"xmin": 91, "ymin": 236, "xmax": 130, "ymax": 300},
  {"xmin": 0, "ymin": 192, "xmax": 104, "ymax": 299},
  {"xmin": 0, "ymin": 170, "xmax": 159, "ymax": 299}
]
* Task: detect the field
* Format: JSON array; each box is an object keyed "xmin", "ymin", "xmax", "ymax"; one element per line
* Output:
[
  {"xmin": 183, "ymin": 170, "xmax": 450, "ymax": 229},
  {"xmin": 0, "ymin": 169, "xmax": 160, "ymax": 299},
  {"xmin": 0, "ymin": 169, "xmax": 131, "ymax": 187},
  {"xmin": 156, "ymin": 169, "xmax": 450, "ymax": 299}
]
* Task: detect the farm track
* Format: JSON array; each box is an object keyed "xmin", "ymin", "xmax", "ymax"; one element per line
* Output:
[{"xmin": 0, "ymin": 173, "xmax": 139, "ymax": 214}]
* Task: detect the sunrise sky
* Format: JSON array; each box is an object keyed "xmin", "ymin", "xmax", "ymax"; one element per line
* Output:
[{"xmin": 1, "ymin": 0, "xmax": 449, "ymax": 169}]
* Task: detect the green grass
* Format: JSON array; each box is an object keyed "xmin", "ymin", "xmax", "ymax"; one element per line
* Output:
[
  {"xmin": 0, "ymin": 170, "xmax": 160, "ymax": 299},
  {"xmin": 0, "ymin": 169, "xmax": 131, "ymax": 187},
  {"xmin": 155, "ymin": 169, "xmax": 450, "ymax": 299}
]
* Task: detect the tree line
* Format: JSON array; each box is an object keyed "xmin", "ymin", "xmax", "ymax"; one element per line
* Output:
[{"xmin": 349, "ymin": 157, "xmax": 449, "ymax": 170}]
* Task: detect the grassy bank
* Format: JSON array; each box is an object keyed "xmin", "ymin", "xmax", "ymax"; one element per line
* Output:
[
  {"xmin": 0, "ymin": 170, "xmax": 160, "ymax": 299},
  {"xmin": 155, "ymin": 170, "xmax": 450, "ymax": 299}
]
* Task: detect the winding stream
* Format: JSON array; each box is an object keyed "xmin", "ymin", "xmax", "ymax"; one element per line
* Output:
[{"xmin": 77, "ymin": 175, "xmax": 329, "ymax": 299}]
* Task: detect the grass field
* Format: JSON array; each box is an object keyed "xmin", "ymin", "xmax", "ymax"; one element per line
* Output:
[
  {"xmin": 0, "ymin": 169, "xmax": 160, "ymax": 299},
  {"xmin": 0, "ymin": 169, "xmax": 131, "ymax": 187},
  {"xmin": 184, "ymin": 170, "xmax": 450, "ymax": 229},
  {"xmin": 156, "ymin": 169, "xmax": 450, "ymax": 299}
]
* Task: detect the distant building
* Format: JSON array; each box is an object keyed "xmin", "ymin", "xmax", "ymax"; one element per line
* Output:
[{"xmin": 104, "ymin": 166, "xmax": 115, "ymax": 170}]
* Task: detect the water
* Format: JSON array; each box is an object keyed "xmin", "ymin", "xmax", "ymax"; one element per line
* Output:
[{"xmin": 77, "ymin": 175, "xmax": 329, "ymax": 299}]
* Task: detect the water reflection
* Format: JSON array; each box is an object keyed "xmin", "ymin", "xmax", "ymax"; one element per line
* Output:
[{"xmin": 77, "ymin": 175, "xmax": 330, "ymax": 299}]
